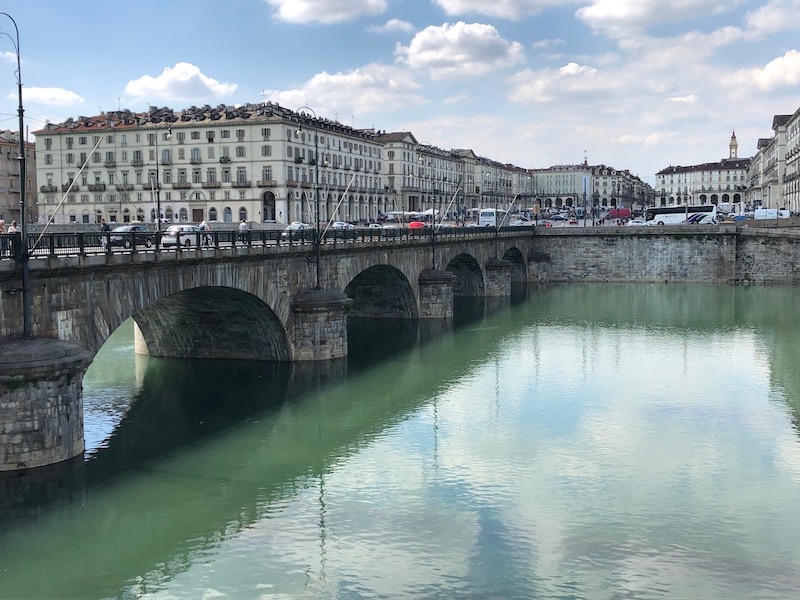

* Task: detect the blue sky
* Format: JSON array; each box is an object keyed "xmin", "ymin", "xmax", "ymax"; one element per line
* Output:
[{"xmin": 2, "ymin": 0, "xmax": 800, "ymax": 181}]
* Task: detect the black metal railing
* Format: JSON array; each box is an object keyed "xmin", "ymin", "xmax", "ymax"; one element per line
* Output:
[{"xmin": 0, "ymin": 225, "xmax": 530, "ymax": 262}]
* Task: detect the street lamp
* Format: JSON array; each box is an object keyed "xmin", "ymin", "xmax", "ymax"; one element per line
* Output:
[
  {"xmin": 297, "ymin": 106, "xmax": 322, "ymax": 288},
  {"xmin": 417, "ymin": 143, "xmax": 438, "ymax": 269},
  {"xmin": 1, "ymin": 12, "xmax": 31, "ymax": 338},
  {"xmin": 150, "ymin": 122, "xmax": 172, "ymax": 232}
]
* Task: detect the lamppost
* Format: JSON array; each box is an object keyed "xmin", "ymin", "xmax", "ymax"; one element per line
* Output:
[
  {"xmin": 417, "ymin": 143, "xmax": 438, "ymax": 269},
  {"xmin": 150, "ymin": 121, "xmax": 172, "ymax": 232},
  {"xmin": 1, "ymin": 12, "xmax": 31, "ymax": 338},
  {"xmin": 297, "ymin": 106, "xmax": 322, "ymax": 288}
]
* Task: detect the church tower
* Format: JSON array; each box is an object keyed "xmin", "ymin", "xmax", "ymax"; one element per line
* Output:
[{"xmin": 729, "ymin": 130, "xmax": 738, "ymax": 159}]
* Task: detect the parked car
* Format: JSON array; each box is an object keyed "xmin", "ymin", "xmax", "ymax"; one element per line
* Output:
[
  {"xmin": 568, "ymin": 218, "xmax": 578, "ymax": 225},
  {"xmin": 408, "ymin": 221, "xmax": 427, "ymax": 229},
  {"xmin": 281, "ymin": 221, "xmax": 312, "ymax": 240},
  {"xmin": 626, "ymin": 219, "xmax": 648, "ymax": 226},
  {"xmin": 510, "ymin": 219, "xmax": 532, "ymax": 226},
  {"xmin": 549, "ymin": 214, "xmax": 567, "ymax": 221},
  {"xmin": 109, "ymin": 224, "xmax": 154, "ymax": 248},
  {"xmin": 161, "ymin": 224, "xmax": 205, "ymax": 248},
  {"xmin": 325, "ymin": 221, "xmax": 358, "ymax": 240}
]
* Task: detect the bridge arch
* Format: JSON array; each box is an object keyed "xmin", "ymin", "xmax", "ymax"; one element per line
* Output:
[
  {"xmin": 502, "ymin": 247, "xmax": 527, "ymax": 283},
  {"xmin": 132, "ymin": 286, "xmax": 291, "ymax": 361},
  {"xmin": 445, "ymin": 253, "xmax": 485, "ymax": 296},
  {"xmin": 344, "ymin": 265, "xmax": 418, "ymax": 318}
]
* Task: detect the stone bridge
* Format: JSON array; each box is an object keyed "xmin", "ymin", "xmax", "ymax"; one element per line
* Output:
[
  {"xmin": 5, "ymin": 223, "xmax": 800, "ymax": 472},
  {"xmin": 0, "ymin": 229, "xmax": 533, "ymax": 471}
]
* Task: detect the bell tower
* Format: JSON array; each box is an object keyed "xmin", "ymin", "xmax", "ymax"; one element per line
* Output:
[{"xmin": 729, "ymin": 130, "xmax": 738, "ymax": 159}]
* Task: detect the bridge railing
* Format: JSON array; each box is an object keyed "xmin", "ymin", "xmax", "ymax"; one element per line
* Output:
[{"xmin": 0, "ymin": 224, "xmax": 533, "ymax": 262}]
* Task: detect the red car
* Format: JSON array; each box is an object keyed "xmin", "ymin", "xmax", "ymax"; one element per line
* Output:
[{"xmin": 408, "ymin": 221, "xmax": 427, "ymax": 229}]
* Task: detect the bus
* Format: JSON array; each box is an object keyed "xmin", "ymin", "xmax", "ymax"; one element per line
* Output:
[
  {"xmin": 478, "ymin": 208, "xmax": 508, "ymax": 227},
  {"xmin": 645, "ymin": 205, "xmax": 718, "ymax": 225}
]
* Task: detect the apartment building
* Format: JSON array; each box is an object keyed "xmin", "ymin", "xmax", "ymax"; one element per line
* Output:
[
  {"xmin": 656, "ymin": 132, "xmax": 750, "ymax": 211},
  {"xmin": 0, "ymin": 129, "xmax": 36, "ymax": 223},
  {"xmin": 33, "ymin": 103, "xmax": 389, "ymax": 226}
]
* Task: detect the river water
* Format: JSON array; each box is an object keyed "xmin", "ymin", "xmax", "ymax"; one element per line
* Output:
[{"xmin": 2, "ymin": 283, "xmax": 800, "ymax": 599}]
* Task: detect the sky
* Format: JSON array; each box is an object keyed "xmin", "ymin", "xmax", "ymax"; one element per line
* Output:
[{"xmin": 2, "ymin": 0, "xmax": 800, "ymax": 183}]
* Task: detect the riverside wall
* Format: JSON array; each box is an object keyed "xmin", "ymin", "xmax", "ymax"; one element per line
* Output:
[{"xmin": 528, "ymin": 225, "xmax": 800, "ymax": 285}]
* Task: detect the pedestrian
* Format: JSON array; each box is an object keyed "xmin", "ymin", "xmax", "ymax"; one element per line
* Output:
[
  {"xmin": 0, "ymin": 219, "xmax": 6, "ymax": 256},
  {"xmin": 238, "ymin": 219, "xmax": 249, "ymax": 244},
  {"xmin": 200, "ymin": 219, "xmax": 212, "ymax": 246},
  {"xmin": 100, "ymin": 218, "xmax": 110, "ymax": 251},
  {"xmin": 7, "ymin": 220, "xmax": 19, "ymax": 233}
]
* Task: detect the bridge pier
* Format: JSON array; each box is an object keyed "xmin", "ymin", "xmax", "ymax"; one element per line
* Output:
[
  {"xmin": 291, "ymin": 289, "xmax": 353, "ymax": 361},
  {"xmin": 418, "ymin": 269, "xmax": 457, "ymax": 319},
  {"xmin": 484, "ymin": 257, "xmax": 513, "ymax": 296},
  {"xmin": 0, "ymin": 338, "xmax": 92, "ymax": 472}
]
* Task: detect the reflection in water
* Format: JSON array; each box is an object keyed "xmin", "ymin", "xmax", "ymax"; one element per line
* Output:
[{"xmin": 2, "ymin": 284, "xmax": 800, "ymax": 599}]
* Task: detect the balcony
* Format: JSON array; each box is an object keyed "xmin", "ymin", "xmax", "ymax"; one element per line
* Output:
[
  {"xmin": 294, "ymin": 156, "xmax": 304, "ymax": 164},
  {"xmin": 159, "ymin": 158, "xmax": 172, "ymax": 165},
  {"xmin": 257, "ymin": 179, "xmax": 277, "ymax": 187},
  {"xmin": 61, "ymin": 183, "xmax": 79, "ymax": 192},
  {"xmin": 103, "ymin": 160, "xmax": 116, "ymax": 168},
  {"xmin": 115, "ymin": 184, "xmax": 134, "ymax": 192},
  {"xmin": 142, "ymin": 183, "xmax": 156, "ymax": 191},
  {"xmin": 88, "ymin": 184, "xmax": 106, "ymax": 192},
  {"xmin": 300, "ymin": 181, "xmax": 311, "ymax": 189},
  {"xmin": 232, "ymin": 180, "xmax": 251, "ymax": 188},
  {"xmin": 40, "ymin": 184, "xmax": 57, "ymax": 193},
  {"xmin": 173, "ymin": 182, "xmax": 192, "ymax": 189},
  {"xmin": 220, "ymin": 156, "xmax": 232, "ymax": 164},
  {"xmin": 190, "ymin": 157, "xmax": 202, "ymax": 164},
  {"xmin": 201, "ymin": 181, "xmax": 221, "ymax": 189},
  {"xmin": 132, "ymin": 159, "xmax": 144, "ymax": 167}
]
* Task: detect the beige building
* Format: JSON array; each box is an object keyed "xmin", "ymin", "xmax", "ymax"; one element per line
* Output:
[
  {"xmin": 656, "ymin": 133, "xmax": 749, "ymax": 211},
  {"xmin": 0, "ymin": 129, "xmax": 36, "ymax": 223},
  {"xmin": 34, "ymin": 104, "xmax": 391, "ymax": 226},
  {"xmin": 748, "ymin": 113, "xmax": 797, "ymax": 213}
]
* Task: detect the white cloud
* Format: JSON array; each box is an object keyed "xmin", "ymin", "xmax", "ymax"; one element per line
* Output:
[
  {"xmin": 533, "ymin": 38, "xmax": 565, "ymax": 50},
  {"xmin": 668, "ymin": 95, "xmax": 698, "ymax": 104},
  {"xmin": 508, "ymin": 62, "xmax": 600, "ymax": 103},
  {"xmin": 125, "ymin": 63, "xmax": 237, "ymax": 104},
  {"xmin": 262, "ymin": 63, "xmax": 426, "ymax": 120},
  {"xmin": 395, "ymin": 22, "xmax": 525, "ymax": 79},
  {"xmin": 577, "ymin": 0, "xmax": 747, "ymax": 37},
  {"xmin": 434, "ymin": 0, "xmax": 576, "ymax": 20},
  {"xmin": 20, "ymin": 87, "xmax": 83, "ymax": 106},
  {"xmin": 744, "ymin": 0, "xmax": 800, "ymax": 37},
  {"xmin": 1, "ymin": 50, "xmax": 18, "ymax": 65},
  {"xmin": 746, "ymin": 49, "xmax": 800, "ymax": 91},
  {"xmin": 264, "ymin": 0, "xmax": 387, "ymax": 24},
  {"xmin": 443, "ymin": 93, "xmax": 469, "ymax": 105},
  {"xmin": 367, "ymin": 19, "xmax": 415, "ymax": 34}
]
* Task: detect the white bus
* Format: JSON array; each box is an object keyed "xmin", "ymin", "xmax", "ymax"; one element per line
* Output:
[
  {"xmin": 478, "ymin": 208, "xmax": 508, "ymax": 227},
  {"xmin": 645, "ymin": 205, "xmax": 718, "ymax": 225}
]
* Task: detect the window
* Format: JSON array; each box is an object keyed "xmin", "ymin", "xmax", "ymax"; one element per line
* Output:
[
  {"xmin": 106, "ymin": 135, "xmax": 114, "ymax": 144},
  {"xmin": 261, "ymin": 127, "xmax": 271, "ymax": 139},
  {"xmin": 45, "ymin": 138, "xmax": 53, "ymax": 150},
  {"xmin": 261, "ymin": 145, "xmax": 272, "ymax": 157},
  {"xmin": 236, "ymin": 146, "xmax": 246, "ymax": 158},
  {"xmin": 209, "ymin": 207, "xmax": 218, "ymax": 221},
  {"xmin": 45, "ymin": 154, "xmax": 53, "ymax": 165},
  {"xmin": 79, "ymin": 136, "xmax": 87, "ymax": 145},
  {"xmin": 66, "ymin": 153, "xmax": 74, "ymax": 164},
  {"xmin": 206, "ymin": 131, "xmax": 214, "ymax": 142},
  {"xmin": 262, "ymin": 167, "xmax": 272, "ymax": 180},
  {"xmin": 236, "ymin": 129, "xmax": 245, "ymax": 141},
  {"xmin": 191, "ymin": 131, "xmax": 201, "ymax": 140},
  {"xmin": 236, "ymin": 168, "xmax": 247, "ymax": 183},
  {"xmin": 207, "ymin": 169, "xmax": 217, "ymax": 182},
  {"xmin": 221, "ymin": 130, "xmax": 230, "ymax": 139},
  {"xmin": 193, "ymin": 170, "xmax": 202, "ymax": 184},
  {"xmin": 177, "ymin": 131, "xmax": 186, "ymax": 143},
  {"xmin": 66, "ymin": 137, "xmax": 73, "ymax": 149}
]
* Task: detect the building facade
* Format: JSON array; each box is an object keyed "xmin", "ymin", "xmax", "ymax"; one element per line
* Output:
[
  {"xmin": 0, "ymin": 129, "xmax": 36, "ymax": 223},
  {"xmin": 33, "ymin": 104, "xmax": 393, "ymax": 226},
  {"xmin": 655, "ymin": 132, "xmax": 749, "ymax": 211}
]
